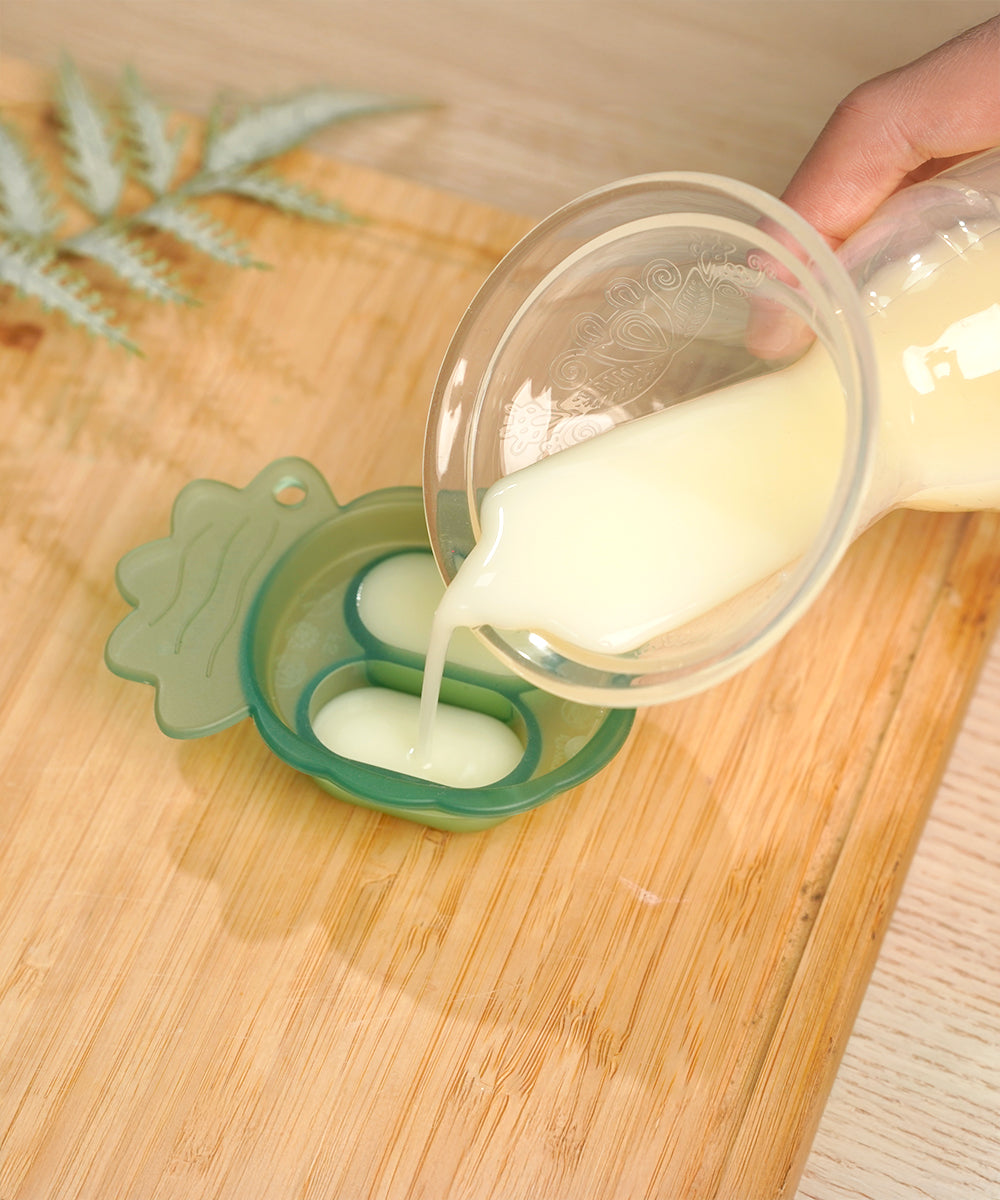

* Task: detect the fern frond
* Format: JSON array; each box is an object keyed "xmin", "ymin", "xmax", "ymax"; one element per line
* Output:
[
  {"xmin": 140, "ymin": 199, "xmax": 265, "ymax": 268},
  {"xmin": 0, "ymin": 62, "xmax": 410, "ymax": 352},
  {"xmin": 0, "ymin": 235, "xmax": 137, "ymax": 350},
  {"xmin": 202, "ymin": 88, "xmax": 407, "ymax": 173},
  {"xmin": 190, "ymin": 168, "xmax": 354, "ymax": 223},
  {"xmin": 55, "ymin": 54, "xmax": 125, "ymax": 218},
  {"xmin": 0, "ymin": 116, "xmax": 60, "ymax": 237},
  {"xmin": 120, "ymin": 64, "xmax": 185, "ymax": 195},
  {"xmin": 65, "ymin": 225, "xmax": 193, "ymax": 304}
]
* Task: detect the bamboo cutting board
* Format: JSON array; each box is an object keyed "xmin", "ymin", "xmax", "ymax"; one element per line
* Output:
[{"xmin": 1, "ymin": 57, "xmax": 999, "ymax": 1200}]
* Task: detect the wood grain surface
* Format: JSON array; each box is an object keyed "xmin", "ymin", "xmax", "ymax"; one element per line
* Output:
[{"xmin": 1, "ymin": 5, "xmax": 999, "ymax": 1198}]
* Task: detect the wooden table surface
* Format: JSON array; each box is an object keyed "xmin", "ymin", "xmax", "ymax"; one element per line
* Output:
[{"xmin": 2, "ymin": 3, "xmax": 999, "ymax": 1198}]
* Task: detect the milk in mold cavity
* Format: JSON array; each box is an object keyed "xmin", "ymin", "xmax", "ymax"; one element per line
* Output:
[{"xmin": 310, "ymin": 550, "xmax": 523, "ymax": 788}]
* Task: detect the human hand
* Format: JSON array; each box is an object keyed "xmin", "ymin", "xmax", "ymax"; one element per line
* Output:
[{"xmin": 781, "ymin": 14, "xmax": 1000, "ymax": 248}]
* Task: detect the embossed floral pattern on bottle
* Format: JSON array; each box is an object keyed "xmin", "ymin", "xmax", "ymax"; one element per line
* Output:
[{"xmin": 501, "ymin": 241, "xmax": 765, "ymax": 470}]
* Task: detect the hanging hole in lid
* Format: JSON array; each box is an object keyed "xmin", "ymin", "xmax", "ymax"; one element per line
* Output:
[{"xmin": 273, "ymin": 478, "xmax": 307, "ymax": 507}]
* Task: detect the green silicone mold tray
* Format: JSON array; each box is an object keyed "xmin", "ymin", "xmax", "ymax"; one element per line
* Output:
[{"xmin": 105, "ymin": 458, "xmax": 634, "ymax": 831}]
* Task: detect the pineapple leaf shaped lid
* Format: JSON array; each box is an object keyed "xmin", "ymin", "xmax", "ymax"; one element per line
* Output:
[{"xmin": 105, "ymin": 457, "xmax": 340, "ymax": 738}]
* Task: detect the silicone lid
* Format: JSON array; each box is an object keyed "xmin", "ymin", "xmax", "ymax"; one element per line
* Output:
[{"xmin": 106, "ymin": 458, "xmax": 340, "ymax": 738}]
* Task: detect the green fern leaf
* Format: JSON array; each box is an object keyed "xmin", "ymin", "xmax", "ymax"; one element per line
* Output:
[
  {"xmin": 65, "ymin": 225, "xmax": 193, "ymax": 304},
  {"xmin": 55, "ymin": 54, "xmax": 125, "ymax": 218},
  {"xmin": 202, "ymin": 88, "xmax": 406, "ymax": 173},
  {"xmin": 191, "ymin": 168, "xmax": 354, "ymax": 223},
  {"xmin": 140, "ymin": 198, "xmax": 265, "ymax": 268},
  {"xmin": 0, "ymin": 235, "xmax": 137, "ymax": 350},
  {"xmin": 0, "ymin": 62, "xmax": 409, "ymax": 353},
  {"xmin": 0, "ymin": 116, "xmax": 60, "ymax": 237},
  {"xmin": 120, "ymin": 65, "xmax": 185, "ymax": 195}
]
